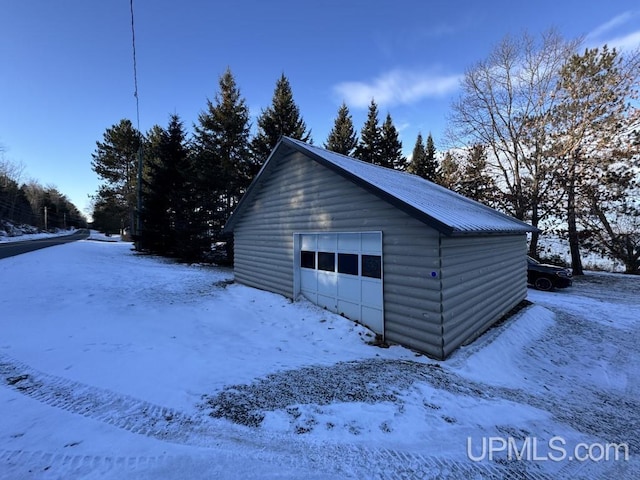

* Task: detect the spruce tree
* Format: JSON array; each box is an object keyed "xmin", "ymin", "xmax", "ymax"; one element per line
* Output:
[
  {"xmin": 251, "ymin": 73, "xmax": 311, "ymax": 174},
  {"xmin": 424, "ymin": 134, "xmax": 440, "ymax": 182},
  {"xmin": 141, "ymin": 115, "xmax": 193, "ymax": 257},
  {"xmin": 380, "ymin": 113, "xmax": 405, "ymax": 169},
  {"xmin": 458, "ymin": 144, "xmax": 495, "ymax": 204},
  {"xmin": 91, "ymin": 119, "xmax": 141, "ymax": 235},
  {"xmin": 193, "ymin": 68, "xmax": 252, "ymax": 249},
  {"xmin": 325, "ymin": 102, "xmax": 358, "ymax": 156},
  {"xmin": 407, "ymin": 133, "xmax": 427, "ymax": 178},
  {"xmin": 439, "ymin": 152, "xmax": 461, "ymax": 190},
  {"xmin": 354, "ymin": 99, "xmax": 382, "ymax": 164}
]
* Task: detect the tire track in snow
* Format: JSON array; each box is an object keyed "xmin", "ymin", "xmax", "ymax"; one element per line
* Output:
[
  {"xmin": 1, "ymin": 352, "xmax": 556, "ymax": 479},
  {"xmin": 0, "ymin": 449, "xmax": 172, "ymax": 479},
  {"xmin": 0, "ymin": 353, "xmax": 211, "ymax": 446}
]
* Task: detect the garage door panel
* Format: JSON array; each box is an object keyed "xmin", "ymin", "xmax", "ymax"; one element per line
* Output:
[
  {"xmin": 317, "ymin": 294, "xmax": 337, "ymax": 312},
  {"xmin": 300, "ymin": 269, "xmax": 317, "ymax": 291},
  {"xmin": 337, "ymin": 274, "xmax": 360, "ymax": 302},
  {"xmin": 362, "ymin": 306, "xmax": 383, "ymax": 330},
  {"xmin": 317, "ymin": 271, "xmax": 337, "ymax": 296},
  {"xmin": 337, "ymin": 299, "xmax": 360, "ymax": 320},
  {"xmin": 300, "ymin": 234, "xmax": 317, "ymax": 251},
  {"xmin": 338, "ymin": 233, "xmax": 360, "ymax": 251},
  {"xmin": 362, "ymin": 280, "xmax": 383, "ymax": 308},
  {"xmin": 318, "ymin": 234, "xmax": 337, "ymax": 251},
  {"xmin": 362, "ymin": 232, "xmax": 382, "ymax": 254}
]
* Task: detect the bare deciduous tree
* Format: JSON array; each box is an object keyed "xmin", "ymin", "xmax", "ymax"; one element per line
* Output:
[{"xmin": 448, "ymin": 30, "xmax": 578, "ymax": 256}]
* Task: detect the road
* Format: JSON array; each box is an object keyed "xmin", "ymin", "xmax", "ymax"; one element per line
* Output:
[{"xmin": 0, "ymin": 229, "xmax": 90, "ymax": 259}]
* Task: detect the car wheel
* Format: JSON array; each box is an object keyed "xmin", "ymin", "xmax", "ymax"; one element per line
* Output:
[{"xmin": 534, "ymin": 277, "xmax": 554, "ymax": 291}]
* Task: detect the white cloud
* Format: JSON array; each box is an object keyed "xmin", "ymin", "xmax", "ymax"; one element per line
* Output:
[
  {"xmin": 333, "ymin": 69, "xmax": 462, "ymax": 109},
  {"xmin": 586, "ymin": 11, "xmax": 640, "ymax": 50},
  {"xmin": 588, "ymin": 12, "xmax": 634, "ymax": 39},
  {"xmin": 599, "ymin": 31, "xmax": 640, "ymax": 51}
]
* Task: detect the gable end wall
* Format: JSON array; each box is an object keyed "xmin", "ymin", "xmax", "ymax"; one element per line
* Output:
[{"xmin": 233, "ymin": 151, "xmax": 444, "ymax": 357}]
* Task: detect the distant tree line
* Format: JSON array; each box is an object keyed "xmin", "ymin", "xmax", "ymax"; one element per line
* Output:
[
  {"xmin": 91, "ymin": 33, "xmax": 639, "ymax": 274},
  {"xmin": 0, "ymin": 154, "xmax": 85, "ymax": 233}
]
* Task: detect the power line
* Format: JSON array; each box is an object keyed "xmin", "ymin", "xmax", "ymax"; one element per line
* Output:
[
  {"xmin": 129, "ymin": 0, "xmax": 144, "ymax": 243},
  {"xmin": 129, "ymin": 0, "xmax": 140, "ymax": 131}
]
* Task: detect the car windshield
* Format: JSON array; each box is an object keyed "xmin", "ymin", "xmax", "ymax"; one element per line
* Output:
[{"xmin": 527, "ymin": 256, "xmax": 540, "ymax": 264}]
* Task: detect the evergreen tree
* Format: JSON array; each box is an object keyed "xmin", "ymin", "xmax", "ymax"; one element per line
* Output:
[
  {"xmin": 141, "ymin": 115, "xmax": 193, "ymax": 257},
  {"xmin": 91, "ymin": 119, "xmax": 141, "ymax": 235},
  {"xmin": 408, "ymin": 133, "xmax": 439, "ymax": 181},
  {"xmin": 192, "ymin": 68, "xmax": 252, "ymax": 256},
  {"xmin": 407, "ymin": 133, "xmax": 428, "ymax": 179},
  {"xmin": 551, "ymin": 46, "xmax": 640, "ymax": 275},
  {"xmin": 250, "ymin": 73, "xmax": 311, "ymax": 174},
  {"xmin": 380, "ymin": 113, "xmax": 405, "ymax": 169},
  {"xmin": 325, "ymin": 102, "xmax": 358, "ymax": 156},
  {"xmin": 424, "ymin": 133, "xmax": 440, "ymax": 182},
  {"xmin": 439, "ymin": 152, "xmax": 461, "ymax": 191},
  {"xmin": 458, "ymin": 144, "xmax": 496, "ymax": 204},
  {"xmin": 354, "ymin": 99, "xmax": 382, "ymax": 164}
]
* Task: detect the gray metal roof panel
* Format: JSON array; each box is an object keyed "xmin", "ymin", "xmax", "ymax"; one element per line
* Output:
[
  {"xmin": 225, "ymin": 137, "xmax": 538, "ymax": 235},
  {"xmin": 283, "ymin": 137, "xmax": 537, "ymax": 235}
]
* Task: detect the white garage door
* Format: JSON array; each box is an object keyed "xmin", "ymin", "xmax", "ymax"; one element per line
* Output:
[{"xmin": 294, "ymin": 232, "xmax": 383, "ymax": 334}]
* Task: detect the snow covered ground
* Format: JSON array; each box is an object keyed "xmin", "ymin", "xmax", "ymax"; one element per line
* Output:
[
  {"xmin": 0, "ymin": 227, "xmax": 81, "ymax": 243},
  {"xmin": 0, "ymin": 236, "xmax": 638, "ymax": 479}
]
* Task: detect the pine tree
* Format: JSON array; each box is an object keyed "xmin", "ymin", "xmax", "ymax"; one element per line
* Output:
[
  {"xmin": 424, "ymin": 133, "xmax": 440, "ymax": 182},
  {"xmin": 380, "ymin": 113, "xmax": 405, "ymax": 169},
  {"xmin": 407, "ymin": 133, "xmax": 427, "ymax": 178},
  {"xmin": 408, "ymin": 133, "xmax": 439, "ymax": 181},
  {"xmin": 140, "ymin": 125, "xmax": 166, "ymax": 253},
  {"xmin": 251, "ymin": 73, "xmax": 311, "ymax": 174},
  {"xmin": 193, "ymin": 68, "xmax": 252, "ymax": 253},
  {"xmin": 458, "ymin": 144, "xmax": 495, "ymax": 204},
  {"xmin": 325, "ymin": 102, "xmax": 358, "ymax": 156},
  {"xmin": 91, "ymin": 119, "xmax": 141, "ymax": 235},
  {"xmin": 141, "ymin": 115, "xmax": 193, "ymax": 257},
  {"xmin": 551, "ymin": 46, "xmax": 640, "ymax": 275},
  {"xmin": 439, "ymin": 152, "xmax": 461, "ymax": 190},
  {"xmin": 354, "ymin": 99, "xmax": 382, "ymax": 164}
]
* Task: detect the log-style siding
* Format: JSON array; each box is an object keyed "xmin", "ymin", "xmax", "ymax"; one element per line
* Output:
[
  {"xmin": 440, "ymin": 235, "xmax": 528, "ymax": 357},
  {"xmin": 234, "ymin": 151, "xmax": 444, "ymax": 357},
  {"xmin": 232, "ymin": 146, "xmax": 532, "ymax": 360}
]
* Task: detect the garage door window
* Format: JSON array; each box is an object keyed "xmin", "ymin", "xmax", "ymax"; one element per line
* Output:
[
  {"xmin": 362, "ymin": 255, "xmax": 382, "ymax": 279},
  {"xmin": 300, "ymin": 250, "xmax": 315, "ymax": 269},
  {"xmin": 338, "ymin": 253, "xmax": 358, "ymax": 275},
  {"xmin": 318, "ymin": 252, "xmax": 335, "ymax": 271}
]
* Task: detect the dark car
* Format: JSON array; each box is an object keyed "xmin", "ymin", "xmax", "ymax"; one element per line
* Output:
[{"xmin": 527, "ymin": 256, "xmax": 572, "ymax": 291}]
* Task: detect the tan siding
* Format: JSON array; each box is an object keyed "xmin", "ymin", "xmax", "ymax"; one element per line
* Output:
[
  {"xmin": 440, "ymin": 235, "xmax": 527, "ymax": 357},
  {"xmin": 234, "ymin": 151, "xmax": 443, "ymax": 355}
]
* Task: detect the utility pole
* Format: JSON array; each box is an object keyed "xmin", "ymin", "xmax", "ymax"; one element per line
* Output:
[{"xmin": 44, "ymin": 206, "xmax": 48, "ymax": 231}]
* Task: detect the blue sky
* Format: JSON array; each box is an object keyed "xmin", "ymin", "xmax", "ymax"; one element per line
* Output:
[{"xmin": 1, "ymin": 1, "xmax": 639, "ymax": 217}]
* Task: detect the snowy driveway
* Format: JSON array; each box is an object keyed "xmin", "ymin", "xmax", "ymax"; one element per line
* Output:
[{"xmin": 1, "ymin": 239, "xmax": 638, "ymax": 479}]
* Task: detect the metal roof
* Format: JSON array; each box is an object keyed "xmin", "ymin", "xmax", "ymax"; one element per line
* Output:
[{"xmin": 225, "ymin": 137, "xmax": 538, "ymax": 236}]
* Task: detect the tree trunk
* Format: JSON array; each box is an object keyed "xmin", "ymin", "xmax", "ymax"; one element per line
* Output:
[
  {"xmin": 567, "ymin": 153, "xmax": 584, "ymax": 275},
  {"xmin": 528, "ymin": 203, "xmax": 540, "ymax": 257}
]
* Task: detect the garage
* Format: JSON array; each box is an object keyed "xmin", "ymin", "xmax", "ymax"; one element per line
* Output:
[
  {"xmin": 293, "ymin": 232, "xmax": 383, "ymax": 333},
  {"xmin": 224, "ymin": 137, "xmax": 537, "ymax": 359}
]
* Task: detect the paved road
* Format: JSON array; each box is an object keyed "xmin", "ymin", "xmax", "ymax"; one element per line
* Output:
[{"xmin": 0, "ymin": 229, "xmax": 90, "ymax": 259}]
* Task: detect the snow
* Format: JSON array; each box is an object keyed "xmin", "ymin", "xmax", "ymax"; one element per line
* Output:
[
  {"xmin": 0, "ymin": 226, "xmax": 80, "ymax": 243},
  {"xmin": 1, "ymin": 234, "xmax": 639, "ymax": 479}
]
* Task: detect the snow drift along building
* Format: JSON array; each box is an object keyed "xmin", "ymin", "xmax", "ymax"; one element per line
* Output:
[{"xmin": 224, "ymin": 137, "xmax": 537, "ymax": 359}]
